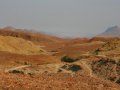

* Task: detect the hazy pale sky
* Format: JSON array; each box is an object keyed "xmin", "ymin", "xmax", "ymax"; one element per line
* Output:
[{"xmin": 0, "ymin": 0, "xmax": 120, "ymax": 37}]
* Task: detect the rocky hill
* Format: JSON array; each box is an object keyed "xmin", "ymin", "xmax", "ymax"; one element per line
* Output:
[{"xmin": 97, "ymin": 26, "xmax": 120, "ymax": 37}]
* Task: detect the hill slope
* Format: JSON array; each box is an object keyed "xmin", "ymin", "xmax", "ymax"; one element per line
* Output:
[
  {"xmin": 0, "ymin": 35, "xmax": 46, "ymax": 55},
  {"xmin": 0, "ymin": 27, "xmax": 64, "ymax": 43}
]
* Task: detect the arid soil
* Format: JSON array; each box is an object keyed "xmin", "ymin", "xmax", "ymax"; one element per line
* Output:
[
  {"xmin": 0, "ymin": 28, "xmax": 120, "ymax": 90},
  {"xmin": 0, "ymin": 73, "xmax": 120, "ymax": 90}
]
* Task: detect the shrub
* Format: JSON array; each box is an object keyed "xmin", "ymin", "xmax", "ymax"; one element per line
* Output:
[
  {"xmin": 116, "ymin": 78, "xmax": 120, "ymax": 84},
  {"xmin": 24, "ymin": 62, "xmax": 28, "ymax": 65},
  {"xmin": 9, "ymin": 70, "xmax": 24, "ymax": 74},
  {"xmin": 98, "ymin": 60, "xmax": 107, "ymax": 65},
  {"xmin": 94, "ymin": 48, "xmax": 100, "ymax": 55},
  {"xmin": 68, "ymin": 65, "xmax": 81, "ymax": 72},
  {"xmin": 61, "ymin": 56, "xmax": 76, "ymax": 63},
  {"xmin": 61, "ymin": 64, "xmax": 81, "ymax": 72},
  {"xmin": 98, "ymin": 59, "xmax": 116, "ymax": 65}
]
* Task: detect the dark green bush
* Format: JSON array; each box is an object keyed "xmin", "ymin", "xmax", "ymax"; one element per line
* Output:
[
  {"xmin": 61, "ymin": 64, "xmax": 81, "ymax": 72},
  {"xmin": 61, "ymin": 56, "xmax": 75, "ymax": 63},
  {"xmin": 94, "ymin": 48, "xmax": 101, "ymax": 55},
  {"xmin": 68, "ymin": 65, "xmax": 81, "ymax": 72}
]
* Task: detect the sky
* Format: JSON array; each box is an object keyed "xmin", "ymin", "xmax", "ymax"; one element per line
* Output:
[{"xmin": 0, "ymin": 0, "xmax": 120, "ymax": 37}]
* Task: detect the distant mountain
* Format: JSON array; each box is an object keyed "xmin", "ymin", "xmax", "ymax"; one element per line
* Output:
[{"xmin": 96, "ymin": 26, "xmax": 120, "ymax": 37}]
